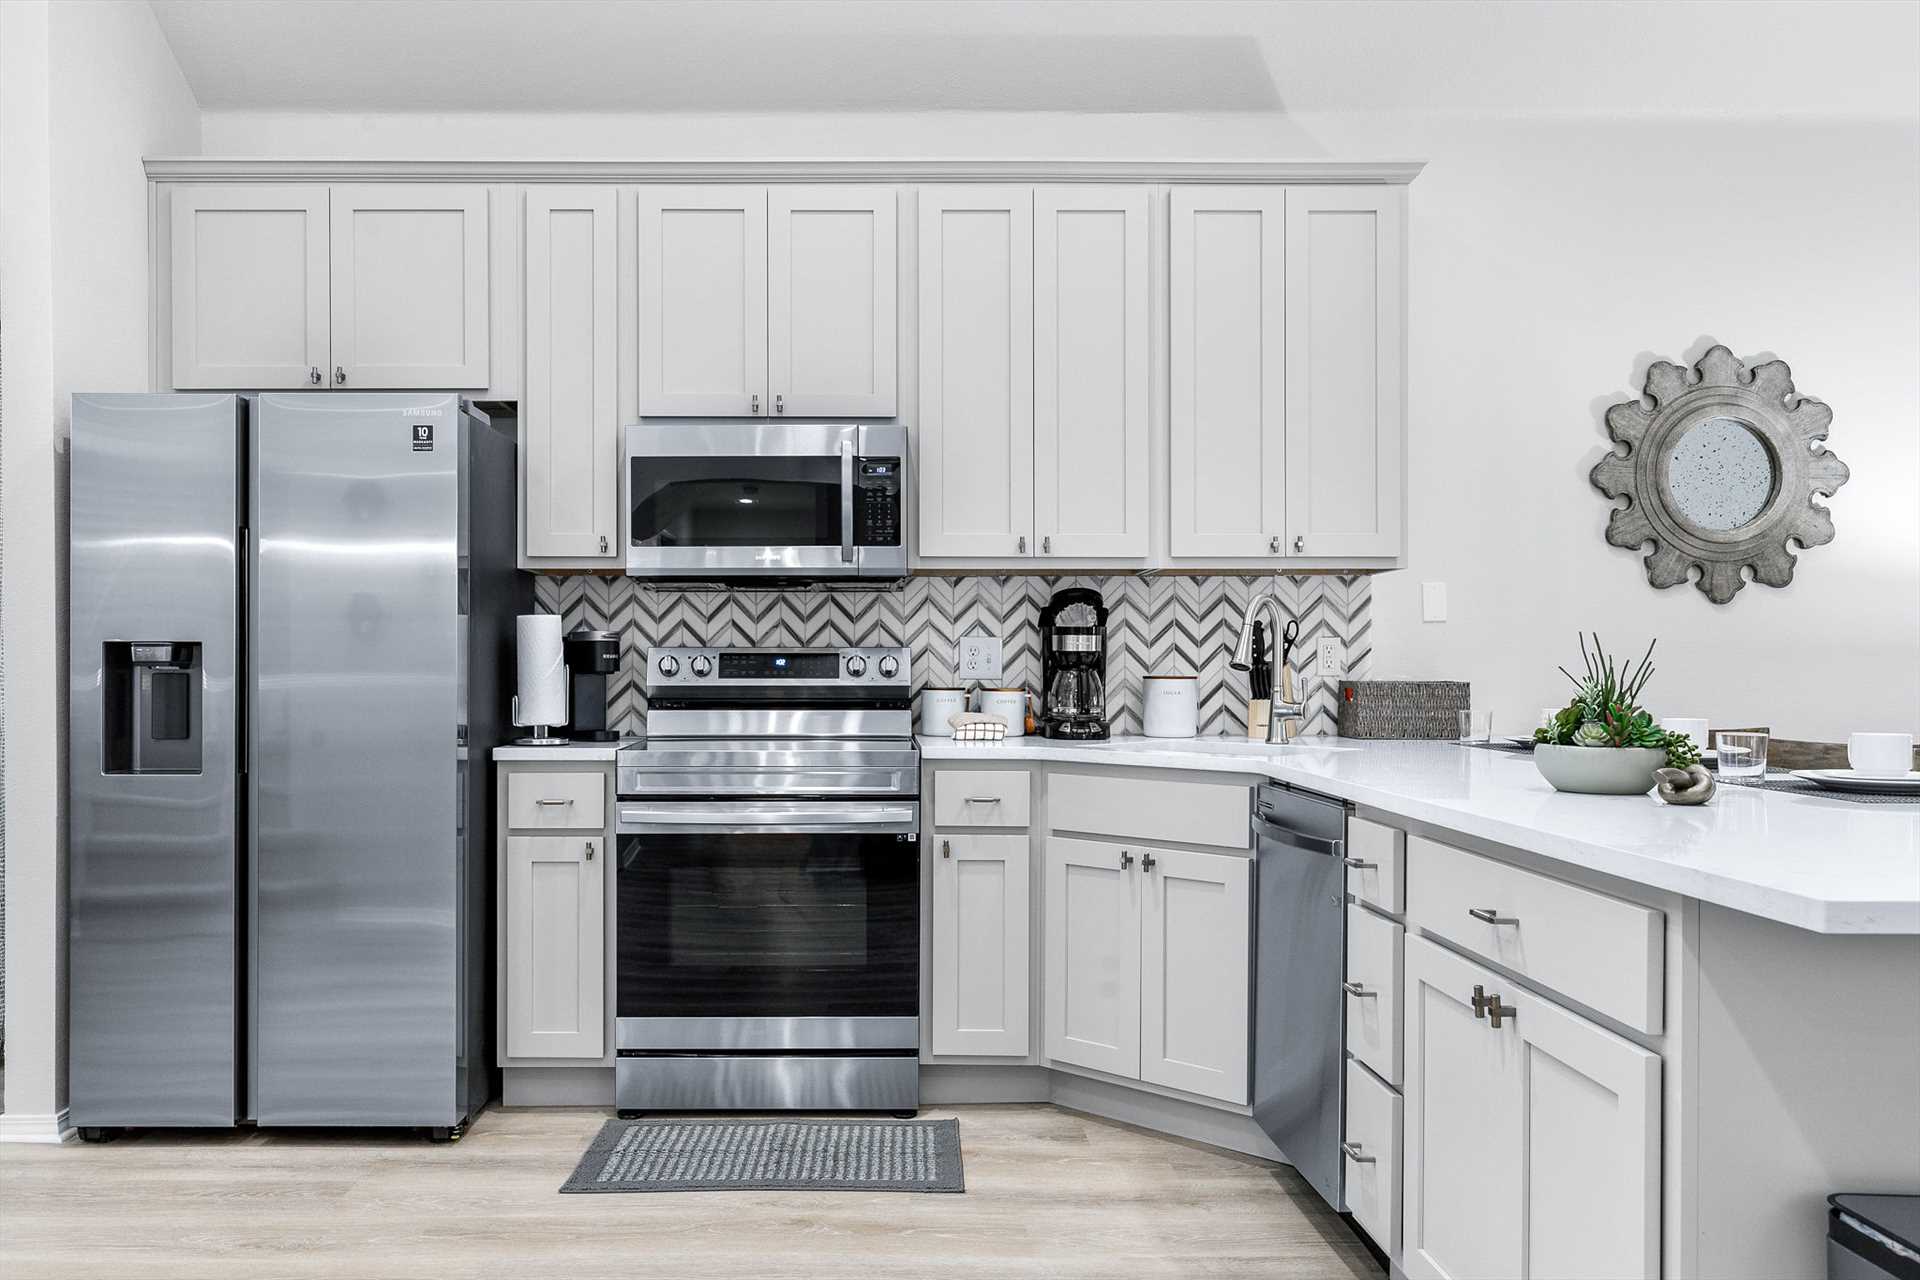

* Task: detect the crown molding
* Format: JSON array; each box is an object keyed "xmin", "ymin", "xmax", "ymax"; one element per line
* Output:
[{"xmin": 143, "ymin": 157, "xmax": 1425, "ymax": 185}]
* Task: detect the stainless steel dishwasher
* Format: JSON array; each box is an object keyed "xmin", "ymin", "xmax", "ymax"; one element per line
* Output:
[{"xmin": 1250, "ymin": 780, "xmax": 1350, "ymax": 1212}]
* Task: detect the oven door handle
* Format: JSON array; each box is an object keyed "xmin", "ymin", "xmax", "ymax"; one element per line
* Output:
[
  {"xmin": 617, "ymin": 801, "xmax": 919, "ymax": 835},
  {"xmin": 840, "ymin": 441, "xmax": 856, "ymax": 564}
]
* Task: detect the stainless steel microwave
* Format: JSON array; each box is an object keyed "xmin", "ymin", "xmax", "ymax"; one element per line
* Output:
[{"xmin": 624, "ymin": 422, "xmax": 907, "ymax": 582}]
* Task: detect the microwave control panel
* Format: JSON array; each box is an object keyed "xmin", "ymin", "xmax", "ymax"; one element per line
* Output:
[{"xmin": 854, "ymin": 457, "xmax": 903, "ymax": 547}]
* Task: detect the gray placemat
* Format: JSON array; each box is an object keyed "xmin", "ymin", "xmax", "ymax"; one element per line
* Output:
[
  {"xmin": 560, "ymin": 1117, "xmax": 965, "ymax": 1193},
  {"xmin": 1718, "ymin": 771, "xmax": 1920, "ymax": 805}
]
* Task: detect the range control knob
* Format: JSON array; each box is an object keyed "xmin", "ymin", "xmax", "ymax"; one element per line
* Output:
[
  {"xmin": 689, "ymin": 654, "xmax": 713, "ymax": 678},
  {"xmin": 657, "ymin": 654, "xmax": 680, "ymax": 677},
  {"xmin": 877, "ymin": 654, "xmax": 900, "ymax": 680},
  {"xmin": 845, "ymin": 654, "xmax": 868, "ymax": 678}
]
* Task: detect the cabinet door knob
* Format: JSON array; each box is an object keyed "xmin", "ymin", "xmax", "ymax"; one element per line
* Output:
[
  {"xmin": 1142, "ymin": 852, "xmax": 1156, "ymax": 872},
  {"xmin": 1341, "ymin": 1140, "xmax": 1376, "ymax": 1164},
  {"xmin": 585, "ymin": 840, "xmax": 595, "ymax": 861},
  {"xmin": 1017, "ymin": 535, "xmax": 1027, "ymax": 554},
  {"xmin": 941, "ymin": 839, "xmax": 951, "ymax": 859},
  {"xmin": 1486, "ymin": 993, "xmax": 1516, "ymax": 1028},
  {"xmin": 334, "ymin": 365, "xmax": 346, "ymax": 385},
  {"xmin": 1269, "ymin": 535, "xmax": 1281, "ymax": 553},
  {"xmin": 309, "ymin": 366, "xmax": 322, "ymax": 385},
  {"xmin": 1471, "ymin": 983, "xmax": 1489, "ymax": 1019},
  {"xmin": 1042, "ymin": 535, "xmax": 1052, "ymax": 554},
  {"xmin": 775, "ymin": 394, "xmax": 784, "ymax": 415},
  {"xmin": 1119, "ymin": 850, "xmax": 1133, "ymax": 870},
  {"xmin": 1294, "ymin": 535, "xmax": 1305, "ymax": 553},
  {"xmin": 599, "ymin": 535, "xmax": 609, "ymax": 553},
  {"xmin": 751, "ymin": 393, "xmax": 760, "ymax": 415}
]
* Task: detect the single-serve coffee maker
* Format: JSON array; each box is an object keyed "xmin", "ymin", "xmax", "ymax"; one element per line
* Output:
[
  {"xmin": 1039, "ymin": 587, "xmax": 1110, "ymax": 741},
  {"xmin": 564, "ymin": 628, "xmax": 620, "ymax": 742}
]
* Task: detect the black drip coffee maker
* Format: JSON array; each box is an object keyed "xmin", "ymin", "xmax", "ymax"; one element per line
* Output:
[{"xmin": 1039, "ymin": 587, "xmax": 1109, "ymax": 740}]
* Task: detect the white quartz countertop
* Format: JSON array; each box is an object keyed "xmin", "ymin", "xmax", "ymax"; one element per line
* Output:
[
  {"xmin": 492, "ymin": 737, "xmax": 638, "ymax": 762},
  {"xmin": 918, "ymin": 734, "xmax": 1920, "ymax": 935}
]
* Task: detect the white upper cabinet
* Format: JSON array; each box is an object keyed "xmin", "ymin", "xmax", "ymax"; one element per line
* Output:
[
  {"xmin": 523, "ymin": 187, "xmax": 620, "ymax": 561},
  {"xmin": 1138, "ymin": 845, "xmax": 1250, "ymax": 1103},
  {"xmin": 1285, "ymin": 187, "xmax": 1405, "ymax": 558},
  {"xmin": 637, "ymin": 186, "xmax": 768, "ymax": 417},
  {"xmin": 1169, "ymin": 187, "xmax": 1287, "ymax": 558},
  {"xmin": 1033, "ymin": 186, "xmax": 1149, "ymax": 559},
  {"xmin": 329, "ymin": 185, "xmax": 489, "ymax": 389},
  {"xmin": 171, "ymin": 185, "xmax": 330, "ymax": 389},
  {"xmin": 769, "ymin": 186, "xmax": 897, "ymax": 417},
  {"xmin": 917, "ymin": 186, "xmax": 1035, "ymax": 558}
]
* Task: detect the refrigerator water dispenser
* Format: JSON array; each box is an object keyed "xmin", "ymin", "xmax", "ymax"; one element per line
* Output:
[{"xmin": 102, "ymin": 641, "xmax": 202, "ymax": 774}]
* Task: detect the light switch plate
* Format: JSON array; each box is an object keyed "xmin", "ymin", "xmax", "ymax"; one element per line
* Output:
[
  {"xmin": 1317, "ymin": 638, "xmax": 1342, "ymax": 678},
  {"xmin": 958, "ymin": 634, "xmax": 1003, "ymax": 682},
  {"xmin": 1422, "ymin": 581, "xmax": 1448, "ymax": 623}
]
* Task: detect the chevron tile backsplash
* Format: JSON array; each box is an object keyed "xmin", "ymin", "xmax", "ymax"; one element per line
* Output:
[{"xmin": 534, "ymin": 575, "xmax": 1372, "ymax": 738}]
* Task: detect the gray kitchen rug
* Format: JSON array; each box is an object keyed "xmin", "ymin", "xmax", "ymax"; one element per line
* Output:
[{"xmin": 560, "ymin": 1118, "xmax": 965, "ymax": 1194}]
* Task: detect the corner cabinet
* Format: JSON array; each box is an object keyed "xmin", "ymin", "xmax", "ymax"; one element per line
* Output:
[
  {"xmin": 637, "ymin": 185, "xmax": 897, "ymax": 418},
  {"xmin": 1402, "ymin": 935, "xmax": 1660, "ymax": 1280},
  {"xmin": 523, "ymin": 186, "xmax": 620, "ymax": 562},
  {"xmin": 169, "ymin": 183, "xmax": 489, "ymax": 390},
  {"xmin": 1170, "ymin": 185, "xmax": 1404, "ymax": 561}
]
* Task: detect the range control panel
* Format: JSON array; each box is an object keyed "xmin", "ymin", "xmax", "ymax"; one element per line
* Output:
[
  {"xmin": 647, "ymin": 646, "xmax": 910, "ymax": 687},
  {"xmin": 854, "ymin": 458, "xmax": 903, "ymax": 547}
]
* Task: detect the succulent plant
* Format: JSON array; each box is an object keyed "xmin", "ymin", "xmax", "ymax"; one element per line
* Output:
[{"xmin": 1533, "ymin": 632, "xmax": 1697, "ymax": 770}]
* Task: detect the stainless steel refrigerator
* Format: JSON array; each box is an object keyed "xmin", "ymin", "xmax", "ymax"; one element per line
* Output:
[{"xmin": 68, "ymin": 392, "xmax": 524, "ymax": 1134}]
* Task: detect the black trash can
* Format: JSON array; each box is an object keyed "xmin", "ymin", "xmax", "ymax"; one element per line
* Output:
[{"xmin": 1830, "ymin": 1194, "xmax": 1920, "ymax": 1280}]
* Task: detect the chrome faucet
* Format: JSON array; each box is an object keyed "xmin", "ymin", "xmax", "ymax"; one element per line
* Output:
[{"xmin": 1230, "ymin": 594, "xmax": 1308, "ymax": 744}]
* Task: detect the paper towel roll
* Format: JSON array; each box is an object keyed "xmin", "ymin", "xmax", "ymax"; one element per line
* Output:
[{"xmin": 515, "ymin": 615, "xmax": 567, "ymax": 728}]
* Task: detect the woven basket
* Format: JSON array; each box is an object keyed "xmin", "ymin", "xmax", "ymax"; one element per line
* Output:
[{"xmin": 1336, "ymin": 680, "xmax": 1470, "ymax": 740}]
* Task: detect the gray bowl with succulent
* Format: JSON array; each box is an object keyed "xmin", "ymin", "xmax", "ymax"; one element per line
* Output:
[{"xmin": 1533, "ymin": 635, "xmax": 1707, "ymax": 799}]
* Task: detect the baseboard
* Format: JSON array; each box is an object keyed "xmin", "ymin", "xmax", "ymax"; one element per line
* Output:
[
  {"xmin": 502, "ymin": 1066, "xmax": 614, "ymax": 1107},
  {"xmin": 1048, "ymin": 1075, "xmax": 1285, "ymax": 1163},
  {"xmin": 920, "ymin": 1064, "xmax": 1049, "ymax": 1104},
  {"xmin": 0, "ymin": 1109, "xmax": 75, "ymax": 1144}
]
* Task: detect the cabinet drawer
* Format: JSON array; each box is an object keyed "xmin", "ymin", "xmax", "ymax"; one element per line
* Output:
[
  {"xmin": 1346, "ymin": 903, "xmax": 1403, "ymax": 1086},
  {"xmin": 506, "ymin": 771, "xmax": 607, "ymax": 830},
  {"xmin": 1346, "ymin": 817, "xmax": 1405, "ymax": 914},
  {"xmin": 1050, "ymin": 771, "xmax": 1250, "ymax": 850},
  {"xmin": 1406, "ymin": 836, "xmax": 1663, "ymax": 1034},
  {"xmin": 932, "ymin": 769, "xmax": 1031, "ymax": 828},
  {"xmin": 1344, "ymin": 1058, "xmax": 1402, "ymax": 1259}
]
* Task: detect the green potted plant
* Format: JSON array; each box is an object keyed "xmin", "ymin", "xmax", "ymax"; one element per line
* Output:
[{"xmin": 1532, "ymin": 634, "xmax": 1701, "ymax": 795}]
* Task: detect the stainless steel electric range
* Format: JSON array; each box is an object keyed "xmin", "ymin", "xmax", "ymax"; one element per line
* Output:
[{"xmin": 613, "ymin": 646, "xmax": 920, "ymax": 1115}]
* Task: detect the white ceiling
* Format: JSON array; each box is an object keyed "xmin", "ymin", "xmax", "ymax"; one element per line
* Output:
[{"xmin": 148, "ymin": 0, "xmax": 1917, "ymax": 119}]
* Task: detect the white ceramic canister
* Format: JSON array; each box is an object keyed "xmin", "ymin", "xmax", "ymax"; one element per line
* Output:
[
  {"xmin": 975, "ymin": 688, "xmax": 1032, "ymax": 738},
  {"xmin": 918, "ymin": 688, "xmax": 966, "ymax": 737},
  {"xmin": 1143, "ymin": 674, "xmax": 1200, "ymax": 738}
]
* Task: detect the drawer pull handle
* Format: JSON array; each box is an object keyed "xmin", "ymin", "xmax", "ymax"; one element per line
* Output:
[
  {"xmin": 1342, "ymin": 857, "xmax": 1376, "ymax": 869},
  {"xmin": 1341, "ymin": 1140, "xmax": 1376, "ymax": 1164},
  {"xmin": 1467, "ymin": 907, "xmax": 1517, "ymax": 925},
  {"xmin": 535, "ymin": 798, "xmax": 574, "ymax": 807},
  {"xmin": 963, "ymin": 796, "xmax": 1000, "ymax": 804},
  {"xmin": 1342, "ymin": 980, "xmax": 1376, "ymax": 999}
]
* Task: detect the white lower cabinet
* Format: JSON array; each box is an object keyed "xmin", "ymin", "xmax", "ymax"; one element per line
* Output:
[
  {"xmin": 930, "ymin": 833, "xmax": 1030, "ymax": 1056},
  {"xmin": 1403, "ymin": 935, "xmax": 1660, "ymax": 1280},
  {"xmin": 504, "ymin": 834, "xmax": 605, "ymax": 1060},
  {"xmin": 1044, "ymin": 835, "xmax": 1250, "ymax": 1105}
]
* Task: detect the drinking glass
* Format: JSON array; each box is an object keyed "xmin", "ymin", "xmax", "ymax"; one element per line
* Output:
[
  {"xmin": 1716, "ymin": 731, "xmax": 1769, "ymax": 780},
  {"xmin": 1457, "ymin": 710, "xmax": 1493, "ymax": 743}
]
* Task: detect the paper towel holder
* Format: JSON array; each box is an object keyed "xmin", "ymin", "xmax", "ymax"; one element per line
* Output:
[{"xmin": 511, "ymin": 692, "xmax": 571, "ymax": 746}]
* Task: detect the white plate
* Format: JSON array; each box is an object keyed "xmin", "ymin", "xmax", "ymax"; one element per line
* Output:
[{"xmin": 1791, "ymin": 769, "xmax": 1920, "ymax": 794}]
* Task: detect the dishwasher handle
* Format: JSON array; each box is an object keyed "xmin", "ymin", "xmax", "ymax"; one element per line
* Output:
[{"xmin": 1251, "ymin": 813, "xmax": 1345, "ymax": 859}]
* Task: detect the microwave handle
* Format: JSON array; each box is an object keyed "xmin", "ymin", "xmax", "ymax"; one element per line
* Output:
[{"xmin": 840, "ymin": 441, "xmax": 856, "ymax": 563}]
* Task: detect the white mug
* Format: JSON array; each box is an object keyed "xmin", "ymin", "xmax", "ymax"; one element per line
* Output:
[
  {"xmin": 1661, "ymin": 717, "xmax": 1711, "ymax": 753},
  {"xmin": 1143, "ymin": 675, "xmax": 1199, "ymax": 739},
  {"xmin": 975, "ymin": 688, "xmax": 1032, "ymax": 738},
  {"xmin": 1848, "ymin": 732, "xmax": 1914, "ymax": 779},
  {"xmin": 917, "ymin": 688, "xmax": 966, "ymax": 738}
]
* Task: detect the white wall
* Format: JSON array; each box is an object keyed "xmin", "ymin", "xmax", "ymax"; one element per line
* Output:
[
  {"xmin": 0, "ymin": 0, "xmax": 198, "ymax": 1130},
  {"xmin": 199, "ymin": 101, "xmax": 1920, "ymax": 743}
]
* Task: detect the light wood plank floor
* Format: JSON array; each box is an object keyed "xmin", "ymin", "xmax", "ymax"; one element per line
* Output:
[{"xmin": 1, "ymin": 1104, "xmax": 1383, "ymax": 1279}]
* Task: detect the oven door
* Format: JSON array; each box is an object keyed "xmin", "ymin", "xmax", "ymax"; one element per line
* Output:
[{"xmin": 615, "ymin": 801, "xmax": 920, "ymax": 1050}]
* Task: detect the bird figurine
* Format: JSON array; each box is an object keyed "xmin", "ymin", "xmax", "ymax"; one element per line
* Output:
[{"xmin": 1654, "ymin": 765, "xmax": 1716, "ymax": 806}]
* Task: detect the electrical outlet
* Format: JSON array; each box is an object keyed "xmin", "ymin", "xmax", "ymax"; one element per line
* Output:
[
  {"xmin": 958, "ymin": 634, "xmax": 1003, "ymax": 682},
  {"xmin": 1316, "ymin": 638, "xmax": 1342, "ymax": 678}
]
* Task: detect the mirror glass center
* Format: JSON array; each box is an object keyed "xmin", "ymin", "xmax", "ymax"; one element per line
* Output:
[{"xmin": 1666, "ymin": 416, "xmax": 1776, "ymax": 530}]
